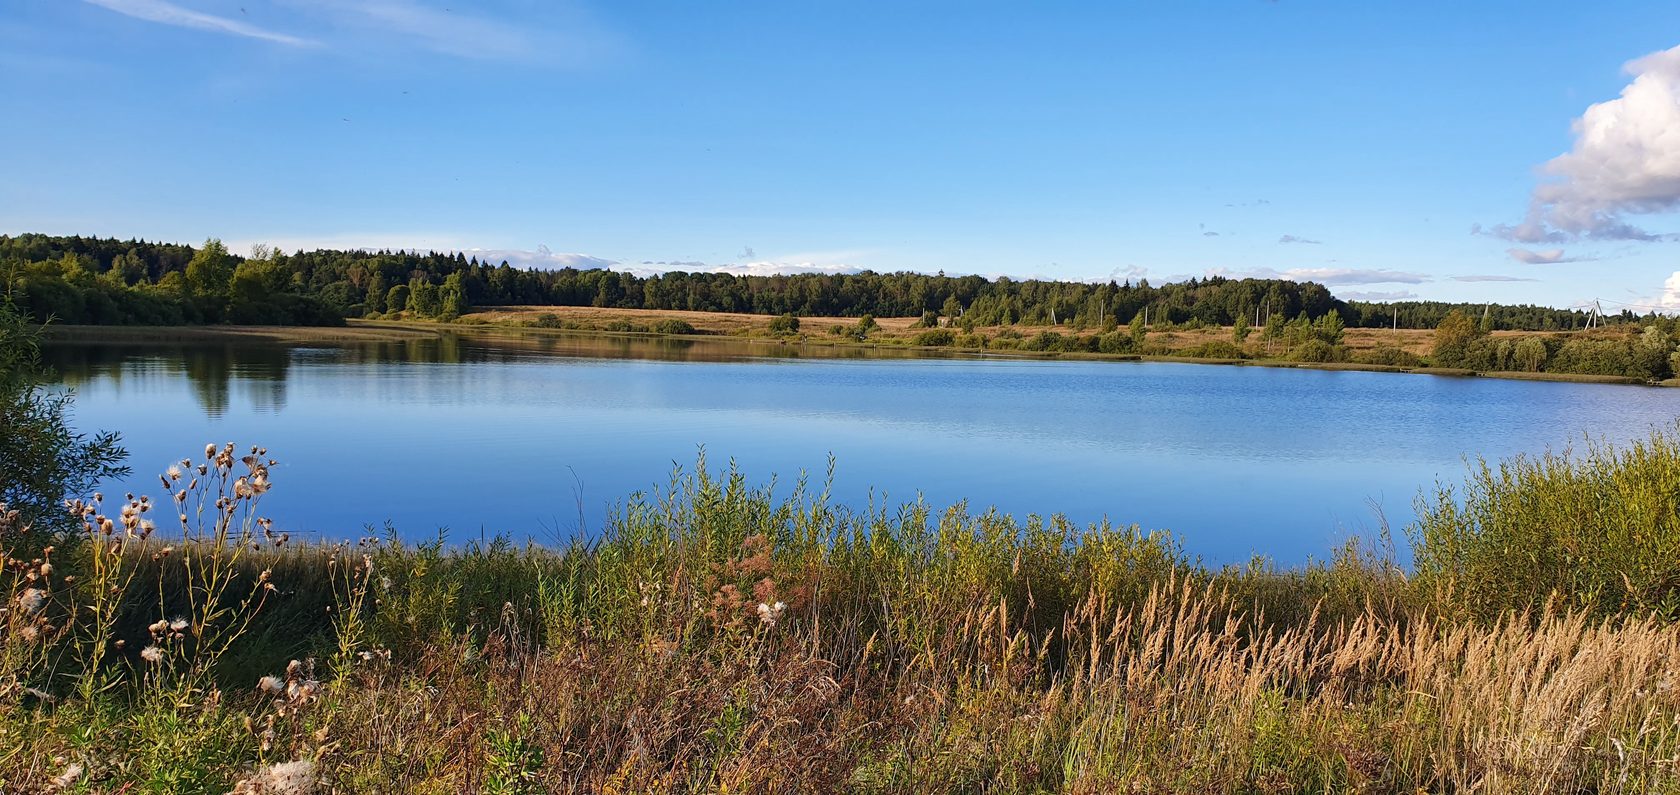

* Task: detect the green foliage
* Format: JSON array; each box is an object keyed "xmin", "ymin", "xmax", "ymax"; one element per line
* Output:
[
  {"xmin": 1232, "ymin": 315, "xmax": 1252, "ymax": 343},
  {"xmin": 9, "ymin": 438, "xmax": 1680, "ymax": 790},
  {"xmin": 1513, "ymin": 336, "xmax": 1547, "ymax": 372},
  {"xmin": 651, "ymin": 318, "xmax": 697, "ymax": 335},
  {"xmin": 0, "ymin": 300, "xmax": 127, "ymax": 536},
  {"xmin": 1175, "ymin": 340, "xmax": 1247, "ymax": 360},
  {"xmin": 767, "ymin": 313, "xmax": 800, "ymax": 335},
  {"xmin": 1353, "ymin": 346, "xmax": 1422, "ymax": 368},
  {"xmin": 850, "ymin": 314, "xmax": 878, "ymax": 340},
  {"xmin": 1430, "ymin": 309, "xmax": 1484, "ymax": 367},
  {"xmin": 1411, "ymin": 425, "xmax": 1680, "ymax": 619},
  {"xmin": 911, "ymin": 329, "xmax": 955, "ymax": 346},
  {"xmin": 913, "ymin": 310, "xmax": 940, "ymax": 328},
  {"xmin": 1550, "ymin": 334, "xmax": 1670, "ymax": 380}
]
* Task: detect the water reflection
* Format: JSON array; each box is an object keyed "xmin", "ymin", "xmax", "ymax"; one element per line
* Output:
[
  {"xmin": 42, "ymin": 329, "xmax": 1680, "ymax": 564},
  {"xmin": 42, "ymin": 330, "xmax": 966, "ymax": 419}
]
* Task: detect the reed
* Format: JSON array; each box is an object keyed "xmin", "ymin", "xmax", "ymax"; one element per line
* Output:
[{"xmin": 3, "ymin": 436, "xmax": 1678, "ymax": 793}]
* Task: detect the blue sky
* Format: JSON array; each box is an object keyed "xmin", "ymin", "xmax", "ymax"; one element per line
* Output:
[{"xmin": 4, "ymin": 1, "xmax": 1680, "ymax": 310}]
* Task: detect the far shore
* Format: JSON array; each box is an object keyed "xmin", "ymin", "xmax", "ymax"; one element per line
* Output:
[{"xmin": 42, "ymin": 318, "xmax": 1663, "ymax": 388}]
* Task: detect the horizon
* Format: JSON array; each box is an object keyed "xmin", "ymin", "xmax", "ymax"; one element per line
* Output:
[{"xmin": 4, "ymin": 2, "xmax": 1680, "ymax": 312}]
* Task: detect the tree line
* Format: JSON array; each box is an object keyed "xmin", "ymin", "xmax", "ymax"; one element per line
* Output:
[{"xmin": 0, "ymin": 233, "xmax": 1611, "ymax": 332}]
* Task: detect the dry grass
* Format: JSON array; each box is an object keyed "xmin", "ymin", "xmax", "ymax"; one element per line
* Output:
[{"xmin": 4, "ymin": 432, "xmax": 1680, "ymax": 792}]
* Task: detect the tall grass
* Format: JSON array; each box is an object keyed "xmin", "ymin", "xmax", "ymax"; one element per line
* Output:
[
  {"xmin": 3, "ymin": 435, "xmax": 1679, "ymax": 792},
  {"xmin": 1412, "ymin": 427, "xmax": 1680, "ymax": 619}
]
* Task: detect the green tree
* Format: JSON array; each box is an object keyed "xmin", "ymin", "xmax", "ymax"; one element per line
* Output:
[
  {"xmin": 1232, "ymin": 315, "xmax": 1252, "ymax": 344},
  {"xmin": 437, "ymin": 273, "xmax": 468, "ymax": 321},
  {"xmin": 184, "ymin": 239, "xmax": 236, "ymax": 321},
  {"xmin": 1514, "ymin": 337, "xmax": 1547, "ymax": 372},
  {"xmin": 852, "ymin": 314, "xmax": 878, "ymax": 340},
  {"xmin": 768, "ymin": 313, "xmax": 800, "ymax": 334},
  {"xmin": 0, "ymin": 299, "xmax": 128, "ymax": 539},
  {"xmin": 365, "ymin": 271, "xmax": 389, "ymax": 314},
  {"xmin": 1313, "ymin": 312, "xmax": 1345, "ymax": 345},
  {"xmin": 385, "ymin": 284, "xmax": 411, "ymax": 313},
  {"xmin": 1128, "ymin": 313, "xmax": 1147, "ymax": 346},
  {"xmin": 1431, "ymin": 309, "xmax": 1483, "ymax": 368}
]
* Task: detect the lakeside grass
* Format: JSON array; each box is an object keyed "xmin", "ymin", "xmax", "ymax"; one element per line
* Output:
[
  {"xmin": 5, "ymin": 429, "xmax": 1680, "ymax": 792},
  {"xmin": 47, "ymin": 319, "xmax": 1677, "ymax": 388}
]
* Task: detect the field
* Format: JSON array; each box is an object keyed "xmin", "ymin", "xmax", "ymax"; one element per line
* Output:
[{"xmin": 463, "ymin": 305, "xmax": 1550, "ymax": 358}]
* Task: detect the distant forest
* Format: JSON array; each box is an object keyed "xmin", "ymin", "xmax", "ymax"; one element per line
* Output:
[{"xmin": 0, "ymin": 233, "xmax": 1608, "ymax": 331}]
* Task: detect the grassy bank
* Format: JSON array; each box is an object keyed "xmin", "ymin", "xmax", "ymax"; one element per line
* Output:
[
  {"xmin": 5, "ymin": 427, "xmax": 1680, "ymax": 792},
  {"xmin": 46, "ymin": 319, "xmax": 1680, "ymax": 388}
]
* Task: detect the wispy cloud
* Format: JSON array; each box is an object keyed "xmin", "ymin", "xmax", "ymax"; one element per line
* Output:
[
  {"xmin": 1281, "ymin": 267, "xmax": 1429, "ymax": 285},
  {"xmin": 83, "ymin": 0, "xmax": 318, "ymax": 47},
  {"xmin": 1452, "ymin": 274, "xmax": 1540, "ymax": 283},
  {"xmin": 1278, "ymin": 234, "xmax": 1322, "ymax": 245},
  {"xmin": 470, "ymin": 245, "xmax": 617, "ymax": 270},
  {"xmin": 1505, "ymin": 247, "xmax": 1589, "ymax": 265},
  {"xmin": 280, "ymin": 0, "xmax": 618, "ymax": 64},
  {"xmin": 1340, "ymin": 290, "xmax": 1418, "ymax": 302},
  {"xmin": 83, "ymin": 0, "xmax": 616, "ymax": 64},
  {"xmin": 1207, "ymin": 266, "xmax": 1431, "ymax": 286},
  {"xmin": 1489, "ymin": 42, "xmax": 1680, "ymax": 243}
]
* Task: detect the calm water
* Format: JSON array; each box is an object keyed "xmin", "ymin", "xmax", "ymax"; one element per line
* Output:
[{"xmin": 44, "ymin": 331, "xmax": 1680, "ymax": 564}]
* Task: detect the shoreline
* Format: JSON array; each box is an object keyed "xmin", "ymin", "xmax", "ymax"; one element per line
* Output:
[{"xmin": 43, "ymin": 321, "xmax": 1662, "ymax": 387}]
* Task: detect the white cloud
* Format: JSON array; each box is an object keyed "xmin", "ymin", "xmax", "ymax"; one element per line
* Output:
[
  {"xmin": 1505, "ymin": 247, "xmax": 1587, "ymax": 264},
  {"xmin": 1278, "ymin": 235, "xmax": 1322, "ymax": 245},
  {"xmin": 1340, "ymin": 290, "xmax": 1418, "ymax": 302},
  {"xmin": 1452, "ymin": 274, "xmax": 1540, "ymax": 283},
  {"xmin": 1205, "ymin": 266, "xmax": 1430, "ymax": 286},
  {"xmin": 1660, "ymin": 271, "xmax": 1680, "ymax": 311},
  {"xmin": 83, "ymin": 0, "xmax": 318, "ymax": 46},
  {"xmin": 1493, "ymin": 43, "xmax": 1680, "ymax": 242},
  {"xmin": 278, "ymin": 0, "xmax": 617, "ymax": 64},
  {"xmin": 1280, "ymin": 267, "xmax": 1429, "ymax": 285},
  {"xmin": 466, "ymin": 246, "xmax": 617, "ymax": 271}
]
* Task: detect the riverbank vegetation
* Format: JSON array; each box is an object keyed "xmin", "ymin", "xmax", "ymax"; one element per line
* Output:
[
  {"xmin": 5, "ymin": 298, "xmax": 1680, "ymax": 792},
  {"xmin": 18, "ymin": 233, "xmax": 1680, "ymax": 382},
  {"xmin": 2, "ymin": 233, "xmax": 1600, "ymax": 332}
]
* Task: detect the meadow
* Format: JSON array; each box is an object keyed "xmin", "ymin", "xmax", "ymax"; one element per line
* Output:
[{"xmin": 4, "ymin": 427, "xmax": 1680, "ymax": 793}]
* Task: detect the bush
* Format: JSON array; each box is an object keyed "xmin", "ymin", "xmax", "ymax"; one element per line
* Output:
[
  {"xmin": 1175, "ymin": 341, "xmax": 1247, "ymax": 360},
  {"xmin": 651, "ymin": 319, "xmax": 697, "ymax": 335},
  {"xmin": 0, "ymin": 300, "xmax": 128, "ymax": 537},
  {"xmin": 603, "ymin": 320, "xmax": 642, "ymax": 333},
  {"xmin": 1550, "ymin": 336, "xmax": 1667, "ymax": 380},
  {"xmin": 1354, "ymin": 347, "xmax": 1422, "ymax": 368},
  {"xmin": 1097, "ymin": 331, "xmax": 1133, "ymax": 354},
  {"xmin": 1411, "ymin": 425, "xmax": 1680, "ymax": 619},
  {"xmin": 768, "ymin": 314, "xmax": 800, "ymax": 335},
  {"xmin": 1285, "ymin": 339, "xmax": 1344, "ymax": 363},
  {"xmin": 911, "ymin": 329, "xmax": 955, "ymax": 347},
  {"xmin": 529, "ymin": 313, "xmax": 564, "ymax": 329}
]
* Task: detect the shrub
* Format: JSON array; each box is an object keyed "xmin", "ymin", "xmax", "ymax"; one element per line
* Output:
[
  {"xmin": 911, "ymin": 329, "xmax": 955, "ymax": 347},
  {"xmin": 1097, "ymin": 331, "xmax": 1133, "ymax": 355},
  {"xmin": 529, "ymin": 313, "xmax": 564, "ymax": 329},
  {"xmin": 1411, "ymin": 425, "xmax": 1680, "ymax": 619},
  {"xmin": 651, "ymin": 319, "xmax": 697, "ymax": 335},
  {"xmin": 1175, "ymin": 341, "xmax": 1247, "ymax": 360},
  {"xmin": 1285, "ymin": 339, "xmax": 1343, "ymax": 363},
  {"xmin": 768, "ymin": 314, "xmax": 799, "ymax": 335},
  {"xmin": 1354, "ymin": 347, "xmax": 1422, "ymax": 368}
]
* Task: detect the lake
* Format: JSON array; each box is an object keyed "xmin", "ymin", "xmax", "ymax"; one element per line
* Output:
[{"xmin": 43, "ymin": 329, "xmax": 1680, "ymax": 565}]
